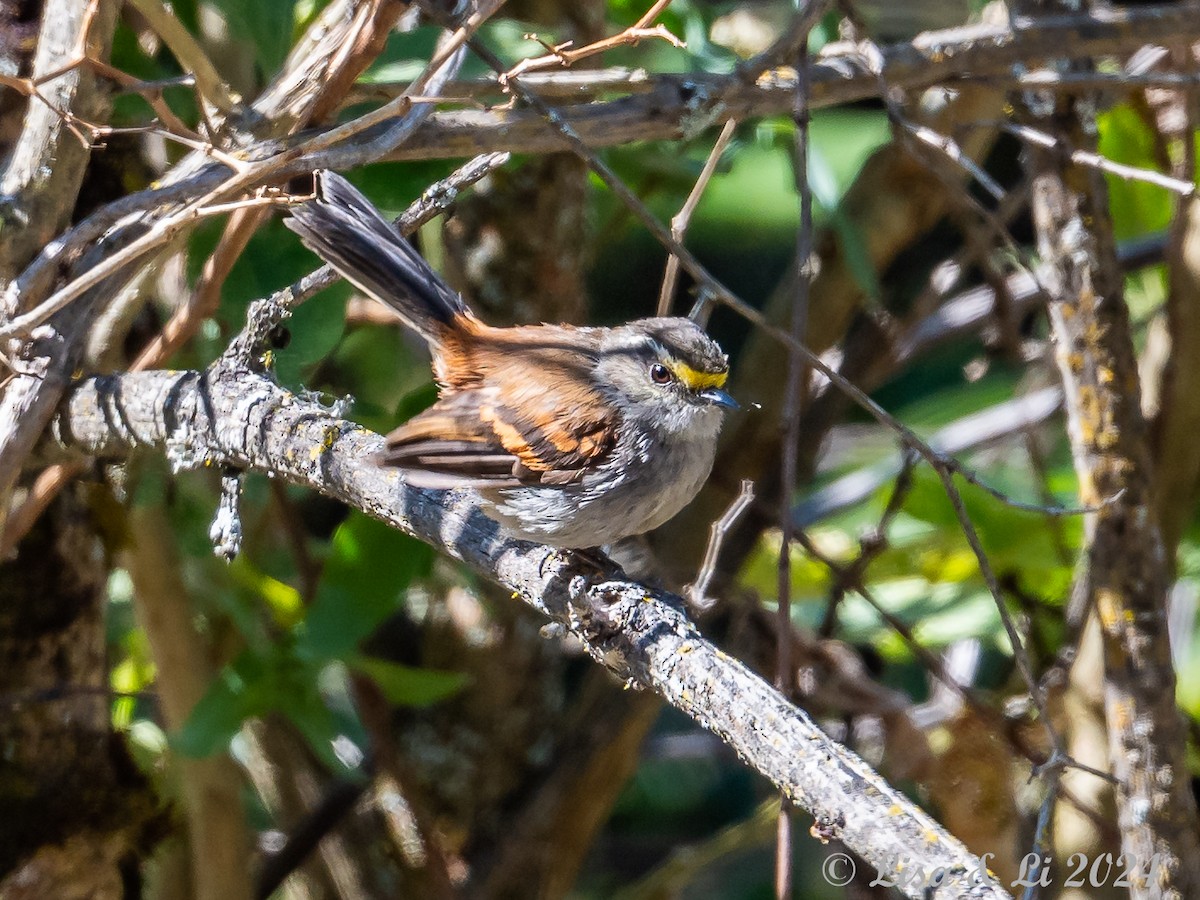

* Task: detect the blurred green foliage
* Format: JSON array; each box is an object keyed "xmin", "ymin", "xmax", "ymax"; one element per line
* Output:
[{"xmin": 89, "ymin": 0, "xmax": 1200, "ymax": 896}]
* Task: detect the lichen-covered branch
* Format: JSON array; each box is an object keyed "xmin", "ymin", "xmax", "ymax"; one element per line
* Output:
[
  {"xmin": 49, "ymin": 364, "xmax": 1010, "ymax": 900},
  {"xmin": 1021, "ymin": 12, "xmax": 1200, "ymax": 896}
]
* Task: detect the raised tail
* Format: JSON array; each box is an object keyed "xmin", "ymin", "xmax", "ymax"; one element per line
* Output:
[{"xmin": 285, "ymin": 170, "xmax": 469, "ymax": 344}]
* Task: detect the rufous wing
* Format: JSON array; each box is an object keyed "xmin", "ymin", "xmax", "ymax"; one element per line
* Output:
[{"xmin": 376, "ymin": 376, "xmax": 616, "ymax": 489}]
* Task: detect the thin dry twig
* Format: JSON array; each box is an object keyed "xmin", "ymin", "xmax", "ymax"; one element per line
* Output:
[
  {"xmin": 817, "ymin": 453, "xmax": 917, "ymax": 638},
  {"xmin": 686, "ymin": 479, "xmax": 754, "ymax": 609},
  {"xmin": 901, "ymin": 118, "xmax": 1007, "ymax": 202},
  {"xmin": 0, "ymin": 32, "xmax": 233, "ymax": 158},
  {"xmin": 0, "ymin": 462, "xmax": 83, "ymax": 559},
  {"xmin": 774, "ymin": 24, "xmax": 817, "ymax": 898},
  {"xmin": 131, "ymin": 199, "xmax": 271, "ymax": 370},
  {"xmin": 796, "ymin": 529, "xmax": 988, "ymax": 721},
  {"xmin": 657, "ymin": 118, "xmax": 737, "ymax": 316},
  {"xmin": 500, "ymin": 0, "xmax": 680, "ymax": 84},
  {"xmin": 345, "ymin": 67, "xmax": 657, "ymax": 105},
  {"xmin": 998, "ymin": 120, "xmax": 1197, "ymax": 196},
  {"xmin": 992, "ymin": 68, "xmax": 1200, "ymax": 91},
  {"xmin": 1019, "ymin": 751, "xmax": 1064, "ymax": 900}
]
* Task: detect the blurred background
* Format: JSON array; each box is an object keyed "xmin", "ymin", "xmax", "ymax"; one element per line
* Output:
[{"xmin": 3, "ymin": 0, "xmax": 1199, "ymax": 897}]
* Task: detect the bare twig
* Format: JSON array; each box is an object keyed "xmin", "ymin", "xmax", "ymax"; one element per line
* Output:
[
  {"xmin": 796, "ymin": 530, "xmax": 993, "ymax": 728},
  {"xmin": 7, "ymin": 2, "xmax": 1191, "ymax": 321},
  {"xmin": 901, "ymin": 118, "xmax": 1007, "ymax": 202},
  {"xmin": 989, "ymin": 68, "xmax": 1200, "ymax": 91},
  {"xmin": 361, "ymin": 3, "xmax": 1200, "ymax": 162},
  {"xmin": 774, "ymin": 23, "xmax": 817, "ymax": 898},
  {"xmin": 1019, "ymin": 753, "xmax": 1063, "ymax": 900},
  {"xmin": 817, "ymin": 454, "xmax": 916, "ymax": 638},
  {"xmin": 793, "ymin": 388, "xmax": 1065, "ymax": 528},
  {"xmin": 999, "ymin": 121, "xmax": 1196, "ymax": 196},
  {"xmin": 686, "ymin": 479, "xmax": 754, "ymax": 609},
  {"xmin": 657, "ymin": 118, "xmax": 737, "ymax": 316},
  {"xmin": 132, "ymin": 208, "xmax": 263, "ymax": 369},
  {"xmin": 0, "ymin": 462, "xmax": 84, "ymax": 559},
  {"xmin": 345, "ymin": 67, "xmax": 657, "ymax": 105},
  {"xmin": 502, "ymin": 0, "xmax": 682, "ymax": 85},
  {"xmin": 0, "ymin": 0, "xmax": 502, "ymax": 341},
  {"xmin": 254, "ymin": 777, "xmax": 373, "ymax": 900}
]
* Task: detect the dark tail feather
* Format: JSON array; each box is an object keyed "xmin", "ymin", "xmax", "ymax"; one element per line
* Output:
[{"xmin": 285, "ymin": 170, "xmax": 468, "ymax": 343}]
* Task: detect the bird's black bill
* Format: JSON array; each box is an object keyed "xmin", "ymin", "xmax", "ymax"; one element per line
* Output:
[{"xmin": 699, "ymin": 388, "xmax": 739, "ymax": 410}]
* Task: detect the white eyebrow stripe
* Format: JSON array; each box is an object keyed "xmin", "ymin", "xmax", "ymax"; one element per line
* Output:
[{"xmin": 607, "ymin": 333, "xmax": 665, "ymax": 357}]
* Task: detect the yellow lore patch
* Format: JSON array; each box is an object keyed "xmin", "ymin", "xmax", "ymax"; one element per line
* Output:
[{"xmin": 670, "ymin": 362, "xmax": 728, "ymax": 391}]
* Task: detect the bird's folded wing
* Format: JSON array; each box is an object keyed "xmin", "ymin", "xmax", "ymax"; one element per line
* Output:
[{"xmin": 376, "ymin": 380, "xmax": 616, "ymax": 489}]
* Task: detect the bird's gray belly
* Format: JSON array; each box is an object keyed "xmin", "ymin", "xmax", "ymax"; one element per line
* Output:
[{"xmin": 479, "ymin": 423, "xmax": 719, "ymax": 549}]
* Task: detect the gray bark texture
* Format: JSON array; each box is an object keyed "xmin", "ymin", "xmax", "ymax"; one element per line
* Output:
[{"xmin": 49, "ymin": 360, "xmax": 1011, "ymax": 899}]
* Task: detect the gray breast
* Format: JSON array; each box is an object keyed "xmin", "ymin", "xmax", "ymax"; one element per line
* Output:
[{"xmin": 479, "ymin": 408, "xmax": 723, "ymax": 548}]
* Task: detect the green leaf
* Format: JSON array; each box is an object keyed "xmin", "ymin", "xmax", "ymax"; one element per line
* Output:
[
  {"xmin": 208, "ymin": 0, "xmax": 297, "ymax": 76},
  {"xmin": 175, "ymin": 664, "xmax": 257, "ymax": 757},
  {"xmin": 176, "ymin": 643, "xmax": 339, "ymax": 759},
  {"xmin": 1098, "ymin": 105, "xmax": 1172, "ymax": 241},
  {"xmin": 1177, "ymin": 636, "xmax": 1200, "ymax": 719},
  {"xmin": 350, "ymin": 656, "xmax": 469, "ymax": 707},
  {"xmin": 298, "ymin": 513, "xmax": 432, "ymax": 661},
  {"xmin": 832, "ymin": 209, "xmax": 883, "ymax": 304},
  {"xmin": 272, "ymin": 281, "xmax": 349, "ymax": 386},
  {"xmin": 280, "ymin": 681, "xmax": 345, "ymax": 771},
  {"xmin": 348, "ymin": 162, "xmax": 458, "ymax": 216},
  {"xmin": 326, "ymin": 330, "xmax": 430, "ymax": 433},
  {"xmin": 393, "ymin": 381, "xmax": 439, "ymax": 423}
]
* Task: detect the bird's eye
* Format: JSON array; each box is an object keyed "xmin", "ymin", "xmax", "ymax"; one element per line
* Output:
[{"xmin": 650, "ymin": 363, "xmax": 673, "ymax": 385}]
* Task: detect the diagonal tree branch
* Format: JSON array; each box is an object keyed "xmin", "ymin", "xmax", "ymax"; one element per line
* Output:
[{"xmin": 49, "ymin": 363, "xmax": 1010, "ymax": 900}]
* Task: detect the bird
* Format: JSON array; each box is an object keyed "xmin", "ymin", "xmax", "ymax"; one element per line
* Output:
[{"xmin": 285, "ymin": 170, "xmax": 736, "ymax": 550}]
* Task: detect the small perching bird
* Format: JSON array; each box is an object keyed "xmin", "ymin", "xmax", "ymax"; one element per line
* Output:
[{"xmin": 286, "ymin": 170, "xmax": 736, "ymax": 549}]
